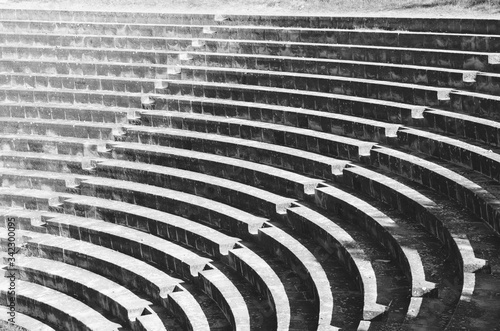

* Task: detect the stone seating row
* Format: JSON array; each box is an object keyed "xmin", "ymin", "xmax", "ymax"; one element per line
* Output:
[
  {"xmin": 10, "ymin": 255, "xmax": 166, "ymax": 330},
  {"xmin": 0, "ymin": 70, "xmax": 451, "ymax": 109},
  {"xmin": 1, "ymin": 10, "xmax": 499, "ymax": 34},
  {"xmin": 0, "ymin": 227, "xmax": 210, "ymax": 331},
  {"xmin": 0, "ymin": 56, "xmax": 478, "ymax": 92},
  {"xmin": 2, "ymin": 20, "xmax": 500, "ymax": 52},
  {"xmin": 1, "ymin": 33, "xmax": 497, "ymax": 71},
  {"xmin": 0, "ymin": 164, "xmax": 434, "ymax": 326},
  {"xmin": 0, "ymin": 101, "xmax": 132, "ymax": 124},
  {"xmin": 0, "ymin": 187, "xmax": 324, "ymax": 330}
]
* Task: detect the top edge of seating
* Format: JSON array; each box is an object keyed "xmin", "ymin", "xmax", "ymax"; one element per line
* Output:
[{"xmin": 0, "ymin": 8, "xmax": 497, "ymax": 20}]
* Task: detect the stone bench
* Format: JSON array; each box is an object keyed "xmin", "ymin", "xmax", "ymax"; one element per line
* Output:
[
  {"xmin": 177, "ymin": 66, "xmax": 452, "ymax": 107},
  {"xmin": 153, "ymin": 81, "xmax": 426, "ymax": 125},
  {"xmin": 144, "ymin": 97, "xmax": 401, "ymax": 144},
  {"xmin": 0, "ymin": 208, "xmax": 46, "ymax": 232},
  {"xmin": 0, "ymin": 167, "xmax": 87, "ymax": 192},
  {"xmin": 96, "ymin": 159, "xmax": 295, "ymax": 217},
  {"xmin": 138, "ymin": 111, "xmax": 376, "ymax": 162},
  {"xmin": 2, "ymin": 20, "xmax": 500, "ymax": 52},
  {"xmin": 0, "ymin": 278, "xmax": 121, "ymax": 331},
  {"xmin": 1, "ymin": 10, "xmax": 499, "ymax": 35},
  {"xmin": 449, "ymin": 90, "xmax": 500, "ymax": 121},
  {"xmin": 0, "ymin": 117, "xmax": 122, "ymax": 140},
  {"xmin": 257, "ymin": 224, "xmax": 335, "ymax": 329},
  {"xmin": 2, "ymin": 226, "xmax": 182, "ymax": 302},
  {"xmin": 78, "ymin": 176, "xmax": 267, "ymax": 238},
  {"xmin": 0, "ymin": 33, "xmax": 497, "ymax": 71},
  {"xmin": 125, "ymin": 126, "xmax": 350, "ymax": 180},
  {"xmin": 342, "ymin": 165, "xmax": 489, "ymax": 275},
  {"xmin": 12, "ymin": 255, "xmax": 165, "ymax": 330},
  {"xmin": 1, "ymin": 86, "xmax": 143, "ymax": 109},
  {"xmin": 315, "ymin": 183, "xmax": 437, "ymax": 297},
  {"xmin": 44, "ymin": 194, "xmax": 239, "ymax": 258},
  {"xmin": 424, "ymin": 108, "xmax": 500, "ymax": 147},
  {"xmin": 285, "ymin": 204, "xmax": 387, "ymax": 321},
  {"xmin": 370, "ymin": 146, "xmax": 500, "ymax": 234},
  {"xmin": 0, "ymin": 58, "xmax": 172, "ymax": 81},
  {"xmin": 0, "ymin": 56, "xmax": 477, "ymax": 92},
  {"xmin": 0, "ymin": 134, "xmax": 109, "ymax": 157},
  {"xmin": 110, "ymin": 142, "xmax": 322, "ymax": 199},
  {"xmin": 398, "ymin": 127, "xmax": 500, "ymax": 183},
  {"xmin": 227, "ymin": 243, "xmax": 290, "ymax": 330},
  {"xmin": 165, "ymin": 286, "xmax": 210, "ymax": 331},
  {"xmin": 0, "ymin": 99, "xmax": 132, "ymax": 124},
  {"xmin": 474, "ymin": 72, "xmax": 500, "ymax": 96},
  {"xmin": 0, "ymin": 187, "xmax": 62, "ymax": 211},
  {"xmin": 198, "ymin": 266, "xmax": 250, "ymax": 331},
  {"xmin": 0, "ymin": 305, "xmax": 56, "ymax": 331},
  {"xmin": 47, "ymin": 203, "xmax": 211, "ymax": 281},
  {"xmin": 0, "ymin": 150, "xmax": 97, "ymax": 174}
]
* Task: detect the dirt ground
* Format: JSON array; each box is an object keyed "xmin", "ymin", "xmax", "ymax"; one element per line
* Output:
[{"xmin": 0, "ymin": 0, "xmax": 499, "ymax": 18}]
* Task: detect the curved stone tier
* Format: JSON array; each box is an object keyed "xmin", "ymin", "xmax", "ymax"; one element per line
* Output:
[{"xmin": 0, "ymin": 9, "xmax": 499, "ymax": 331}]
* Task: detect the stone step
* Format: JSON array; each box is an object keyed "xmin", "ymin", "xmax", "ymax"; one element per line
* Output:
[
  {"xmin": 0, "ymin": 34, "xmax": 497, "ymax": 71},
  {"xmin": 151, "ymin": 82, "xmax": 426, "ymax": 126},
  {"xmin": 0, "ymin": 150, "xmax": 99, "ymax": 174},
  {"xmin": 51, "ymin": 202, "xmax": 212, "ymax": 281},
  {"xmin": 285, "ymin": 204, "xmax": 388, "ymax": 321},
  {"xmin": 124, "ymin": 126, "xmax": 351, "ymax": 180},
  {"xmin": 95, "ymin": 159, "xmax": 295, "ymax": 218},
  {"xmin": 315, "ymin": 182, "xmax": 438, "ymax": 298},
  {"xmin": 0, "ymin": 56, "xmax": 478, "ymax": 92},
  {"xmin": 397, "ymin": 127, "xmax": 500, "ymax": 184},
  {"xmin": 11, "ymin": 256, "xmax": 163, "ymax": 329},
  {"xmin": 227, "ymin": 243, "xmax": 290, "ymax": 330},
  {"xmin": 256, "ymin": 223, "xmax": 337, "ymax": 329},
  {"xmin": 110, "ymin": 142, "xmax": 323, "ymax": 200},
  {"xmin": 79, "ymin": 176, "xmax": 267, "ymax": 239},
  {"xmin": 0, "ymin": 276, "xmax": 121, "ymax": 331},
  {"xmin": 2, "ymin": 21, "xmax": 500, "ymax": 52},
  {"xmin": 0, "ymin": 133, "xmax": 110, "ymax": 157},
  {"xmin": 0, "ymin": 100, "xmax": 133, "ymax": 124},
  {"xmin": 370, "ymin": 146, "xmax": 500, "ymax": 235},
  {"xmin": 145, "ymin": 97, "xmax": 401, "ymax": 144},
  {"xmin": 449, "ymin": 90, "xmax": 500, "ymax": 122},
  {"xmin": 0, "ymin": 117, "xmax": 124, "ymax": 140},
  {"xmin": 135, "ymin": 112, "xmax": 377, "ymax": 162},
  {"xmin": 423, "ymin": 108, "xmax": 500, "ymax": 148},
  {"xmin": 0, "ymin": 10, "xmax": 499, "ymax": 35},
  {"xmin": 0, "ymin": 305, "xmax": 56, "ymax": 331}
]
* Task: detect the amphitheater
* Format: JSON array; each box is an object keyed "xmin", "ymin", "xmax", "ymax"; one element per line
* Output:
[{"xmin": 0, "ymin": 5, "xmax": 499, "ymax": 331}]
